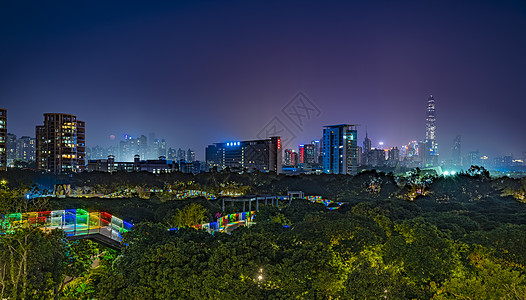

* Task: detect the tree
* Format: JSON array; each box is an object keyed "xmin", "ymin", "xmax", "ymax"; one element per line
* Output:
[{"xmin": 167, "ymin": 203, "xmax": 208, "ymax": 228}]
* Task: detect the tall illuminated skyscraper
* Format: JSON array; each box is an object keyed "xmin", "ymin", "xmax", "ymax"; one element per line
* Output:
[
  {"xmin": 36, "ymin": 113, "xmax": 85, "ymax": 173},
  {"xmin": 424, "ymin": 95, "xmax": 438, "ymax": 166},
  {"xmin": 0, "ymin": 108, "xmax": 6, "ymax": 171},
  {"xmin": 322, "ymin": 124, "xmax": 358, "ymax": 175},
  {"xmin": 451, "ymin": 135, "xmax": 462, "ymax": 166}
]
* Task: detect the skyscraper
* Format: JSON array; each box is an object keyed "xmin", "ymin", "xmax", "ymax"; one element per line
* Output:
[
  {"xmin": 311, "ymin": 140, "xmax": 321, "ymax": 163},
  {"xmin": 186, "ymin": 149, "xmax": 195, "ymax": 162},
  {"xmin": 0, "ymin": 108, "xmax": 6, "ymax": 171},
  {"xmin": 298, "ymin": 144, "xmax": 305, "ymax": 164},
  {"xmin": 362, "ymin": 129, "xmax": 372, "ymax": 165},
  {"xmin": 6, "ymin": 133, "xmax": 17, "ymax": 165},
  {"xmin": 205, "ymin": 137, "xmax": 282, "ymax": 173},
  {"xmin": 322, "ymin": 124, "xmax": 358, "ymax": 175},
  {"xmin": 303, "ymin": 144, "xmax": 315, "ymax": 165},
  {"xmin": 16, "ymin": 136, "xmax": 36, "ymax": 162},
  {"xmin": 36, "ymin": 113, "xmax": 86, "ymax": 173},
  {"xmin": 451, "ymin": 135, "xmax": 462, "ymax": 167},
  {"xmin": 424, "ymin": 95, "xmax": 438, "ymax": 166}
]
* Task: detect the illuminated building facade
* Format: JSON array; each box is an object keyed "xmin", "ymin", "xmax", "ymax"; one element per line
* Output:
[
  {"xmin": 36, "ymin": 113, "xmax": 86, "ymax": 173},
  {"xmin": 303, "ymin": 144, "xmax": 315, "ymax": 165},
  {"xmin": 451, "ymin": 135, "xmax": 462, "ymax": 166},
  {"xmin": 0, "ymin": 108, "xmax": 6, "ymax": 170},
  {"xmin": 362, "ymin": 130, "xmax": 372, "ymax": 165},
  {"xmin": 284, "ymin": 149, "xmax": 298, "ymax": 166},
  {"xmin": 6, "ymin": 133, "xmax": 16, "ymax": 166},
  {"xmin": 424, "ymin": 95, "xmax": 439, "ymax": 166},
  {"xmin": 87, "ymin": 155, "xmax": 178, "ymax": 174},
  {"xmin": 311, "ymin": 140, "xmax": 321, "ymax": 163},
  {"xmin": 206, "ymin": 136, "xmax": 282, "ymax": 173},
  {"xmin": 322, "ymin": 124, "xmax": 358, "ymax": 175}
]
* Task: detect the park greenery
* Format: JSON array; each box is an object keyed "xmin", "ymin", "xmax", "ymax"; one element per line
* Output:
[{"xmin": 1, "ymin": 167, "xmax": 526, "ymax": 298}]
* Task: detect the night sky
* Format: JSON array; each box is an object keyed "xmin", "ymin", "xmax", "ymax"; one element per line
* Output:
[{"xmin": 1, "ymin": 0, "xmax": 525, "ymax": 160}]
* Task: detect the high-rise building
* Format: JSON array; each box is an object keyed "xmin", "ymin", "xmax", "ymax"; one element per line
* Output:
[
  {"xmin": 451, "ymin": 135, "xmax": 462, "ymax": 167},
  {"xmin": 205, "ymin": 136, "xmax": 282, "ymax": 173},
  {"xmin": 6, "ymin": 133, "xmax": 17, "ymax": 165},
  {"xmin": 119, "ymin": 136, "xmax": 138, "ymax": 162},
  {"xmin": 388, "ymin": 147, "xmax": 400, "ymax": 164},
  {"xmin": 177, "ymin": 148, "xmax": 186, "ymax": 161},
  {"xmin": 284, "ymin": 149, "xmax": 297, "ymax": 166},
  {"xmin": 362, "ymin": 129, "xmax": 372, "ymax": 165},
  {"xmin": 298, "ymin": 144, "xmax": 305, "ymax": 164},
  {"xmin": 311, "ymin": 140, "xmax": 321, "ymax": 163},
  {"xmin": 138, "ymin": 135, "xmax": 148, "ymax": 160},
  {"xmin": 167, "ymin": 147, "xmax": 177, "ymax": 161},
  {"xmin": 303, "ymin": 144, "xmax": 315, "ymax": 165},
  {"xmin": 468, "ymin": 150, "xmax": 480, "ymax": 167},
  {"xmin": 36, "ymin": 113, "xmax": 86, "ymax": 173},
  {"xmin": 0, "ymin": 108, "xmax": 6, "ymax": 170},
  {"xmin": 16, "ymin": 136, "xmax": 36, "ymax": 162},
  {"xmin": 153, "ymin": 138, "xmax": 166, "ymax": 159},
  {"xmin": 186, "ymin": 148, "xmax": 195, "ymax": 162},
  {"xmin": 322, "ymin": 124, "xmax": 358, "ymax": 175},
  {"xmin": 424, "ymin": 95, "xmax": 439, "ymax": 166}
]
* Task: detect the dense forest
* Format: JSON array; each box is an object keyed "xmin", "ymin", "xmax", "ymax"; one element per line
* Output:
[{"xmin": 1, "ymin": 168, "xmax": 526, "ymax": 299}]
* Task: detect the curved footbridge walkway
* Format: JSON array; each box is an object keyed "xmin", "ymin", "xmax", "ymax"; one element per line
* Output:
[{"xmin": 1, "ymin": 191, "xmax": 343, "ymax": 249}]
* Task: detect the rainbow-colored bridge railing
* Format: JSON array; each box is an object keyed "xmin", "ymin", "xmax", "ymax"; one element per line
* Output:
[
  {"xmin": 172, "ymin": 211, "xmax": 256, "ymax": 234},
  {"xmin": 304, "ymin": 196, "xmax": 344, "ymax": 210},
  {"xmin": 1, "ymin": 209, "xmax": 133, "ymax": 243}
]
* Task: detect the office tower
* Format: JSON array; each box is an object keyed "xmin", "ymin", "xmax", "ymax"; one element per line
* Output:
[
  {"xmin": 322, "ymin": 124, "xmax": 358, "ymax": 175},
  {"xmin": 138, "ymin": 135, "xmax": 148, "ymax": 159},
  {"xmin": 89, "ymin": 145, "xmax": 106, "ymax": 160},
  {"xmin": 311, "ymin": 140, "xmax": 321, "ymax": 163},
  {"xmin": 177, "ymin": 148, "xmax": 186, "ymax": 161},
  {"xmin": 362, "ymin": 130, "xmax": 372, "ymax": 165},
  {"xmin": 119, "ymin": 136, "xmax": 138, "ymax": 162},
  {"xmin": 36, "ymin": 113, "xmax": 86, "ymax": 173},
  {"xmin": 186, "ymin": 149, "xmax": 195, "ymax": 162},
  {"xmin": 167, "ymin": 147, "xmax": 177, "ymax": 161},
  {"xmin": 424, "ymin": 95, "xmax": 439, "ymax": 166},
  {"xmin": 205, "ymin": 136, "xmax": 282, "ymax": 173},
  {"xmin": 284, "ymin": 149, "xmax": 294, "ymax": 165},
  {"xmin": 6, "ymin": 133, "xmax": 17, "ymax": 165},
  {"xmin": 451, "ymin": 135, "xmax": 462, "ymax": 166},
  {"xmin": 148, "ymin": 132, "xmax": 155, "ymax": 148},
  {"xmin": 0, "ymin": 109, "xmax": 6, "ymax": 170},
  {"xmin": 16, "ymin": 136, "xmax": 36, "ymax": 162},
  {"xmin": 151, "ymin": 138, "xmax": 166, "ymax": 159},
  {"xmin": 356, "ymin": 146, "xmax": 363, "ymax": 167},
  {"xmin": 388, "ymin": 147, "xmax": 400, "ymax": 163},
  {"xmin": 298, "ymin": 144, "xmax": 305, "ymax": 164},
  {"xmin": 303, "ymin": 144, "xmax": 315, "ymax": 165},
  {"xmin": 468, "ymin": 150, "xmax": 480, "ymax": 167}
]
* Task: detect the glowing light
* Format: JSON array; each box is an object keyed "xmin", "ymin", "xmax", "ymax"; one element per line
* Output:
[
  {"xmin": 444, "ymin": 171, "xmax": 449, "ymax": 176},
  {"xmin": 451, "ymin": 171, "xmax": 456, "ymax": 175},
  {"xmin": 379, "ymin": 142, "xmax": 384, "ymax": 145}
]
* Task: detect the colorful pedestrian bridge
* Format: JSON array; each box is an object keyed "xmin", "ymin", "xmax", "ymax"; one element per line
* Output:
[
  {"xmin": 0, "ymin": 194, "xmax": 341, "ymax": 248},
  {"xmin": 1, "ymin": 209, "xmax": 133, "ymax": 249},
  {"xmin": 0, "ymin": 209, "xmax": 257, "ymax": 248}
]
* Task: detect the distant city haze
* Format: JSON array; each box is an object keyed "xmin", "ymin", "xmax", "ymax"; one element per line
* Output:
[{"xmin": 1, "ymin": 0, "xmax": 525, "ymax": 160}]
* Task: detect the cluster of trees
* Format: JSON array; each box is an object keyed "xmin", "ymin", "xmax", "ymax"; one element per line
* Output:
[
  {"xmin": 56, "ymin": 202, "xmax": 526, "ymax": 299},
  {"xmin": 2, "ymin": 168, "xmax": 526, "ymax": 298}
]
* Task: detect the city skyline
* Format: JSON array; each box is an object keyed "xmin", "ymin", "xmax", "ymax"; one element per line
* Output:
[{"xmin": 1, "ymin": 1, "xmax": 526, "ymax": 160}]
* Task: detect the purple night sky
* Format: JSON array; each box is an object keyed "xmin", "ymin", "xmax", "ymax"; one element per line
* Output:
[{"xmin": 1, "ymin": 0, "xmax": 525, "ymax": 160}]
